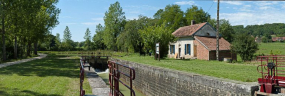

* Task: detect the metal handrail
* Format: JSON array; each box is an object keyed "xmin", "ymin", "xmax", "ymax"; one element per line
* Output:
[{"xmin": 108, "ymin": 60, "xmax": 136, "ymax": 96}]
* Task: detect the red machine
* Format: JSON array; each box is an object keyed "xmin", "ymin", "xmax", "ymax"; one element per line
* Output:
[{"xmin": 257, "ymin": 55, "xmax": 285, "ymax": 94}]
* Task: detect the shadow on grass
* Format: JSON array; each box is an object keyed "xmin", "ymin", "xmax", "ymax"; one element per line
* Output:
[
  {"xmin": 0, "ymin": 54, "xmax": 80, "ymax": 78},
  {"xmin": 0, "ymin": 86, "xmax": 60, "ymax": 96}
]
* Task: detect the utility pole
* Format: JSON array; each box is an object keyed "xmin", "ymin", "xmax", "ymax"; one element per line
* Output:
[{"xmin": 216, "ymin": 0, "xmax": 220, "ymax": 61}]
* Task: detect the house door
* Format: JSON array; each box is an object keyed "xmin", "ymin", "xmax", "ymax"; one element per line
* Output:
[
  {"xmin": 179, "ymin": 48, "xmax": 181, "ymax": 58},
  {"xmin": 194, "ymin": 45, "xmax": 197, "ymax": 57}
]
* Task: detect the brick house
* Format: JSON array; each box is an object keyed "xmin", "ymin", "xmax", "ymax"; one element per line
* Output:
[
  {"xmin": 272, "ymin": 37, "xmax": 285, "ymax": 42},
  {"xmin": 168, "ymin": 21, "xmax": 237, "ymax": 61}
]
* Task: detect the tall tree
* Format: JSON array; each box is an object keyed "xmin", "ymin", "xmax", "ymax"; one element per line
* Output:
[
  {"xmin": 185, "ymin": 5, "xmax": 210, "ymax": 25},
  {"xmin": 84, "ymin": 28, "xmax": 91, "ymax": 50},
  {"xmin": 153, "ymin": 9, "xmax": 163, "ymax": 19},
  {"xmin": 103, "ymin": 1, "xmax": 126, "ymax": 50},
  {"xmin": 93, "ymin": 24, "xmax": 105, "ymax": 50},
  {"xmin": 159, "ymin": 4, "xmax": 184, "ymax": 31},
  {"xmin": 139, "ymin": 21, "xmax": 176, "ymax": 57},
  {"xmin": 55, "ymin": 33, "xmax": 61, "ymax": 50},
  {"xmin": 62, "ymin": 26, "xmax": 72, "ymax": 51},
  {"xmin": 219, "ymin": 19, "xmax": 235, "ymax": 43}
]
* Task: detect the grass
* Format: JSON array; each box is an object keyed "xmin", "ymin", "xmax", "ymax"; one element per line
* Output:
[
  {"xmin": 116, "ymin": 53, "xmax": 260, "ymax": 82},
  {"xmin": 0, "ymin": 54, "xmax": 92, "ymax": 96},
  {"xmin": 98, "ymin": 73, "xmax": 145, "ymax": 96},
  {"xmin": 0, "ymin": 54, "xmax": 39, "ymax": 64},
  {"xmin": 256, "ymin": 42, "xmax": 285, "ymax": 55}
]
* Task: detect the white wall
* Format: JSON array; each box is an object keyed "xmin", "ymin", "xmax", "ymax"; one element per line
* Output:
[{"xmin": 168, "ymin": 37, "xmax": 195, "ymax": 59}]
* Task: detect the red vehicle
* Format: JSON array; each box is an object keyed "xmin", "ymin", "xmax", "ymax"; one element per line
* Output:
[{"xmin": 257, "ymin": 55, "xmax": 285, "ymax": 94}]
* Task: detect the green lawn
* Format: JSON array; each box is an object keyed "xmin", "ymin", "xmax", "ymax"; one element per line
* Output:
[
  {"xmin": 256, "ymin": 42, "xmax": 285, "ymax": 55},
  {"xmin": 116, "ymin": 54, "xmax": 261, "ymax": 82},
  {"xmin": 0, "ymin": 54, "xmax": 92, "ymax": 96}
]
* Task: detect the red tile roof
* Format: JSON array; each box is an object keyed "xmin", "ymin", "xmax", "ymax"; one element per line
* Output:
[
  {"xmin": 272, "ymin": 37, "xmax": 285, "ymax": 42},
  {"xmin": 172, "ymin": 22, "xmax": 207, "ymax": 37},
  {"xmin": 195, "ymin": 36, "xmax": 231, "ymax": 51}
]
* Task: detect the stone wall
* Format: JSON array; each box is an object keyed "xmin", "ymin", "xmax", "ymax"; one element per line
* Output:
[{"xmin": 111, "ymin": 58, "xmax": 259, "ymax": 96}]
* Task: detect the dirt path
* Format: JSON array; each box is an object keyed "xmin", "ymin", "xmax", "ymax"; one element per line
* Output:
[{"xmin": 0, "ymin": 54, "xmax": 47, "ymax": 68}]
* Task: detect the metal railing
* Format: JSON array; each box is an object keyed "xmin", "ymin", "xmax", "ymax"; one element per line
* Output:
[
  {"xmin": 80, "ymin": 59, "xmax": 85, "ymax": 96},
  {"xmin": 108, "ymin": 61, "xmax": 136, "ymax": 96}
]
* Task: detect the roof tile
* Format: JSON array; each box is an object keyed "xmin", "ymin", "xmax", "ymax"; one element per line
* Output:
[
  {"xmin": 195, "ymin": 36, "xmax": 231, "ymax": 51},
  {"xmin": 172, "ymin": 22, "xmax": 207, "ymax": 37}
]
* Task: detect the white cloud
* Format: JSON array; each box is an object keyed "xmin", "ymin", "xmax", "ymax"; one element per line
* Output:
[
  {"xmin": 282, "ymin": 3, "xmax": 285, "ymax": 9},
  {"xmin": 259, "ymin": 6, "xmax": 272, "ymax": 10},
  {"xmin": 220, "ymin": 10, "xmax": 285, "ymax": 26},
  {"xmin": 240, "ymin": 5, "xmax": 252, "ymax": 12},
  {"xmin": 255, "ymin": 1, "xmax": 279, "ymax": 6},
  {"xmin": 174, "ymin": 1, "xmax": 195, "ymax": 5},
  {"xmin": 222, "ymin": 1, "xmax": 242, "ymax": 5},
  {"xmin": 81, "ymin": 22, "xmax": 98, "ymax": 25},
  {"xmin": 91, "ymin": 18, "xmax": 103, "ymax": 21}
]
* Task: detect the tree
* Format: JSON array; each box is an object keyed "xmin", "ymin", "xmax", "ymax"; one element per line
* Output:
[
  {"xmin": 158, "ymin": 4, "xmax": 184, "ymax": 32},
  {"xmin": 185, "ymin": 5, "xmax": 210, "ymax": 25},
  {"xmin": 55, "ymin": 33, "xmax": 61, "ymax": 50},
  {"xmin": 231, "ymin": 33, "xmax": 258, "ymax": 61},
  {"xmin": 93, "ymin": 24, "xmax": 106, "ymax": 50},
  {"xmin": 103, "ymin": 1, "xmax": 126, "ymax": 50},
  {"xmin": 219, "ymin": 19, "xmax": 235, "ymax": 43},
  {"xmin": 153, "ymin": 9, "xmax": 163, "ymax": 19},
  {"xmin": 139, "ymin": 22, "xmax": 176, "ymax": 57},
  {"xmin": 62, "ymin": 26, "xmax": 73, "ymax": 50},
  {"xmin": 84, "ymin": 28, "xmax": 91, "ymax": 50}
]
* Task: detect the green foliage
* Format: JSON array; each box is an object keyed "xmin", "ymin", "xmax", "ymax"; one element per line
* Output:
[
  {"xmin": 55, "ymin": 33, "xmax": 61, "ymax": 50},
  {"xmin": 185, "ymin": 5, "xmax": 210, "ymax": 25},
  {"xmin": 93, "ymin": 24, "xmax": 106, "ymax": 50},
  {"xmin": 84, "ymin": 28, "xmax": 91, "ymax": 50},
  {"xmin": 103, "ymin": 1, "xmax": 126, "ymax": 50},
  {"xmin": 62, "ymin": 26, "xmax": 73, "ymax": 51},
  {"xmin": 233, "ymin": 23, "xmax": 285, "ymax": 37},
  {"xmin": 219, "ymin": 19, "xmax": 235, "ymax": 43},
  {"xmin": 158, "ymin": 4, "xmax": 184, "ymax": 31},
  {"xmin": 0, "ymin": 0, "xmax": 60, "ymax": 60},
  {"xmin": 262, "ymin": 33, "xmax": 272, "ymax": 43},
  {"xmin": 139, "ymin": 22, "xmax": 176, "ymax": 57},
  {"xmin": 231, "ymin": 33, "xmax": 259, "ymax": 61},
  {"xmin": 153, "ymin": 9, "xmax": 163, "ymax": 19}
]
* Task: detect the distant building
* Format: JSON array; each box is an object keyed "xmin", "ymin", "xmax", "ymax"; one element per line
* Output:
[
  {"xmin": 168, "ymin": 21, "xmax": 236, "ymax": 61},
  {"xmin": 255, "ymin": 37, "xmax": 262, "ymax": 43},
  {"xmin": 272, "ymin": 37, "xmax": 285, "ymax": 42}
]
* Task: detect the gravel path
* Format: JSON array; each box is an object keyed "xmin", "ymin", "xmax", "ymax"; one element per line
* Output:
[{"xmin": 0, "ymin": 54, "xmax": 47, "ymax": 68}]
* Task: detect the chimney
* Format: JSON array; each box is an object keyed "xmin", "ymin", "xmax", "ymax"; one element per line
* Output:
[{"xmin": 191, "ymin": 20, "xmax": 195, "ymax": 25}]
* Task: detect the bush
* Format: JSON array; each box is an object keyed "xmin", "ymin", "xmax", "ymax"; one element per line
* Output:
[{"xmin": 231, "ymin": 33, "xmax": 259, "ymax": 61}]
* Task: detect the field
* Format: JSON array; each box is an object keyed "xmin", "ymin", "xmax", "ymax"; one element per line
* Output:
[
  {"xmin": 256, "ymin": 42, "xmax": 285, "ymax": 55},
  {"xmin": 0, "ymin": 54, "xmax": 92, "ymax": 96}
]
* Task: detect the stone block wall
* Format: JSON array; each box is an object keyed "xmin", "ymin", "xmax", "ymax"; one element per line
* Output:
[{"xmin": 111, "ymin": 58, "xmax": 259, "ymax": 96}]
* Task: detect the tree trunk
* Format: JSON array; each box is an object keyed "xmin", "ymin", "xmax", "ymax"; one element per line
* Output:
[
  {"xmin": 14, "ymin": 35, "xmax": 17, "ymax": 59},
  {"xmin": 2, "ymin": 14, "xmax": 6, "ymax": 61},
  {"xmin": 33, "ymin": 42, "xmax": 38, "ymax": 55}
]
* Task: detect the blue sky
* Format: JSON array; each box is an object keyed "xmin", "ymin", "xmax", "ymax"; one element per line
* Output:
[{"xmin": 51, "ymin": 0, "xmax": 285, "ymax": 42}]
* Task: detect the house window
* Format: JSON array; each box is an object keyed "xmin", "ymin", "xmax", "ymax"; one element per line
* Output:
[
  {"xmin": 185, "ymin": 44, "xmax": 191, "ymax": 55},
  {"xmin": 170, "ymin": 45, "xmax": 175, "ymax": 54}
]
